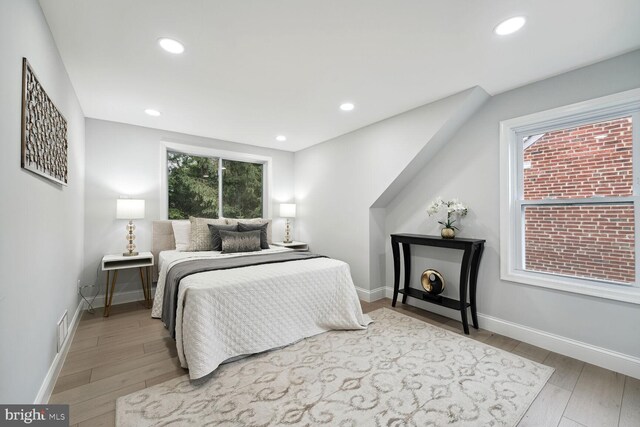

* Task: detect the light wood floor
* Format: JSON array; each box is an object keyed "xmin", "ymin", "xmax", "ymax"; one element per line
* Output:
[{"xmin": 50, "ymin": 299, "xmax": 639, "ymax": 427}]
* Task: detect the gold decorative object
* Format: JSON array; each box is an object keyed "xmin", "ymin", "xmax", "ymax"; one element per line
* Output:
[
  {"xmin": 421, "ymin": 269, "xmax": 445, "ymax": 295},
  {"xmin": 441, "ymin": 227, "xmax": 455, "ymax": 239},
  {"xmin": 21, "ymin": 58, "xmax": 68, "ymax": 185}
]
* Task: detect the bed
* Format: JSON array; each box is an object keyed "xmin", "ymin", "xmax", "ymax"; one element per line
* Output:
[{"xmin": 151, "ymin": 220, "xmax": 371, "ymax": 380}]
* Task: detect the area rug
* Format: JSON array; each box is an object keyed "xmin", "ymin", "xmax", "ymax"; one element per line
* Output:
[{"xmin": 116, "ymin": 308, "xmax": 553, "ymax": 426}]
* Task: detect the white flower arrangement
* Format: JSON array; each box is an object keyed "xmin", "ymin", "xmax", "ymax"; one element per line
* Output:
[{"xmin": 427, "ymin": 197, "xmax": 468, "ymax": 230}]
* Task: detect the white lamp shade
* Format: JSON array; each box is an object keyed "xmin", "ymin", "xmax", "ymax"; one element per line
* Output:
[
  {"xmin": 116, "ymin": 199, "xmax": 145, "ymax": 219},
  {"xmin": 279, "ymin": 203, "xmax": 296, "ymax": 218}
]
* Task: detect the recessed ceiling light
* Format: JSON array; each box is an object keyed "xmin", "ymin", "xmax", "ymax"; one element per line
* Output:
[
  {"xmin": 494, "ymin": 16, "xmax": 526, "ymax": 36},
  {"xmin": 340, "ymin": 103, "xmax": 355, "ymax": 111},
  {"xmin": 276, "ymin": 135, "xmax": 287, "ymax": 142},
  {"xmin": 144, "ymin": 108, "xmax": 161, "ymax": 117},
  {"xmin": 158, "ymin": 38, "xmax": 185, "ymax": 54}
]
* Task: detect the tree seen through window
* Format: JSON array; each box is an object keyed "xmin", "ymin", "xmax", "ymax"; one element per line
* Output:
[{"xmin": 168, "ymin": 151, "xmax": 263, "ymax": 219}]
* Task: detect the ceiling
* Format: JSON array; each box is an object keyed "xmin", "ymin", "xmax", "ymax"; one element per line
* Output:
[{"xmin": 39, "ymin": 0, "xmax": 640, "ymax": 152}]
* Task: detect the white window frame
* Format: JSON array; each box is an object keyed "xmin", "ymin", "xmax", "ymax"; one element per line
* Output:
[
  {"xmin": 160, "ymin": 139, "xmax": 273, "ymax": 220},
  {"xmin": 500, "ymin": 88, "xmax": 640, "ymax": 305}
]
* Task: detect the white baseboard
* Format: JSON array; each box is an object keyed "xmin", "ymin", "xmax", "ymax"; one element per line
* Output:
[
  {"xmin": 478, "ymin": 313, "xmax": 640, "ymax": 379},
  {"xmin": 35, "ymin": 299, "xmax": 84, "ymax": 404},
  {"xmin": 384, "ymin": 286, "xmax": 394, "ymax": 300},
  {"xmin": 355, "ymin": 286, "xmax": 387, "ymax": 302},
  {"xmin": 377, "ymin": 286, "xmax": 640, "ymax": 379},
  {"xmin": 89, "ymin": 288, "xmax": 155, "ymax": 309},
  {"xmin": 35, "ymin": 288, "xmax": 155, "ymax": 403}
]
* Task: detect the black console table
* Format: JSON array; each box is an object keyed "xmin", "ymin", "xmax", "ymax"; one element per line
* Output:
[{"xmin": 391, "ymin": 233, "xmax": 485, "ymax": 334}]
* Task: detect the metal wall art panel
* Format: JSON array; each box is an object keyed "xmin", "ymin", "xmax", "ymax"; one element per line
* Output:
[{"xmin": 21, "ymin": 58, "xmax": 68, "ymax": 185}]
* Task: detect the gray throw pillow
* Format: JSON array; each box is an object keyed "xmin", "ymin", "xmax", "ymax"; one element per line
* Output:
[
  {"xmin": 207, "ymin": 224, "xmax": 238, "ymax": 251},
  {"xmin": 237, "ymin": 222, "xmax": 270, "ymax": 249},
  {"xmin": 225, "ymin": 218, "xmax": 272, "ymax": 243},
  {"xmin": 219, "ymin": 230, "xmax": 262, "ymax": 254}
]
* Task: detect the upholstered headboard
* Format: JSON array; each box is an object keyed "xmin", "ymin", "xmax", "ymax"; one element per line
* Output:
[{"xmin": 152, "ymin": 220, "xmax": 176, "ymax": 280}]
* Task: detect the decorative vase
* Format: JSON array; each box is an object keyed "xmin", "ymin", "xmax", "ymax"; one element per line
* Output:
[{"xmin": 441, "ymin": 227, "xmax": 455, "ymax": 239}]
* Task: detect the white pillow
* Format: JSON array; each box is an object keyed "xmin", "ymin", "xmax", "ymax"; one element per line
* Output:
[{"xmin": 171, "ymin": 220, "xmax": 191, "ymax": 251}]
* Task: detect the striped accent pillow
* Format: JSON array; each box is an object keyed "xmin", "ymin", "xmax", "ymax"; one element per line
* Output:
[{"xmin": 187, "ymin": 217, "xmax": 227, "ymax": 251}]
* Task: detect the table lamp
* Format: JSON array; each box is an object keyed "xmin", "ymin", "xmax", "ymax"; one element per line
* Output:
[
  {"xmin": 116, "ymin": 199, "xmax": 145, "ymax": 256},
  {"xmin": 279, "ymin": 203, "xmax": 296, "ymax": 243}
]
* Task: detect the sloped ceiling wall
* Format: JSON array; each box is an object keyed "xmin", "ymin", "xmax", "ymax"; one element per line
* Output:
[
  {"xmin": 294, "ymin": 87, "xmax": 488, "ymax": 292},
  {"xmin": 382, "ymin": 49, "xmax": 640, "ymax": 363}
]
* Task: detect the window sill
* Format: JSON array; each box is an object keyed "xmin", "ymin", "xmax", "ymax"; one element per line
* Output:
[{"xmin": 501, "ymin": 270, "xmax": 640, "ymax": 305}]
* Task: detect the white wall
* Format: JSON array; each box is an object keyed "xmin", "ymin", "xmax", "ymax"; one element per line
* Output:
[
  {"xmin": 0, "ymin": 0, "xmax": 85, "ymax": 403},
  {"xmin": 84, "ymin": 119, "xmax": 295, "ymax": 296},
  {"xmin": 384, "ymin": 50, "xmax": 640, "ymax": 360},
  {"xmin": 294, "ymin": 88, "xmax": 488, "ymax": 294}
]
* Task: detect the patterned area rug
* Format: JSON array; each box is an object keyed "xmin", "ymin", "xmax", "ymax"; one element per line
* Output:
[{"xmin": 116, "ymin": 309, "xmax": 553, "ymax": 426}]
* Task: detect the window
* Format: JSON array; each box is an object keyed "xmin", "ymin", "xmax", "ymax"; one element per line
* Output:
[
  {"xmin": 167, "ymin": 152, "xmax": 219, "ymax": 219},
  {"xmin": 166, "ymin": 149, "xmax": 265, "ymax": 220},
  {"xmin": 500, "ymin": 89, "xmax": 640, "ymax": 303},
  {"xmin": 221, "ymin": 159, "xmax": 264, "ymax": 218}
]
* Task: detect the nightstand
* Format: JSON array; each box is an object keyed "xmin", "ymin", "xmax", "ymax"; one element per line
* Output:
[
  {"xmin": 271, "ymin": 241, "xmax": 309, "ymax": 251},
  {"xmin": 101, "ymin": 252, "xmax": 154, "ymax": 317}
]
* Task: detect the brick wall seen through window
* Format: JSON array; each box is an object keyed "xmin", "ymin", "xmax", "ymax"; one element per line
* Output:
[{"xmin": 522, "ymin": 117, "xmax": 635, "ymax": 284}]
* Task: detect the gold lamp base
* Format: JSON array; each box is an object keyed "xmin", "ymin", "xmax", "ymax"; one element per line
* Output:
[
  {"xmin": 124, "ymin": 220, "xmax": 138, "ymax": 257},
  {"xmin": 283, "ymin": 218, "xmax": 293, "ymax": 243}
]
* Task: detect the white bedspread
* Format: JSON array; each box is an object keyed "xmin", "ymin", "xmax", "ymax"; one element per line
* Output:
[
  {"xmin": 152, "ymin": 250, "xmax": 371, "ymax": 379},
  {"xmin": 152, "ymin": 247, "xmax": 293, "ymax": 317}
]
